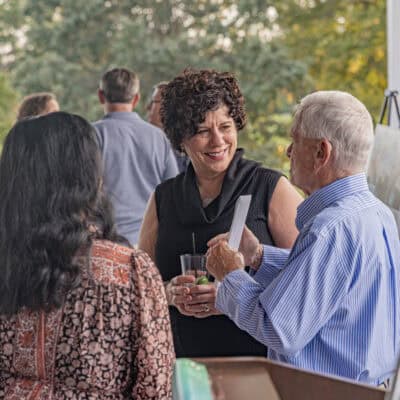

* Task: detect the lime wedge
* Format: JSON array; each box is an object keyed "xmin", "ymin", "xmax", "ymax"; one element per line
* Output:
[{"xmin": 196, "ymin": 276, "xmax": 209, "ymax": 285}]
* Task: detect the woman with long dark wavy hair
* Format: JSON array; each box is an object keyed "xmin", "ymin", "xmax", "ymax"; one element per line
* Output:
[{"xmin": 0, "ymin": 112, "xmax": 174, "ymax": 399}]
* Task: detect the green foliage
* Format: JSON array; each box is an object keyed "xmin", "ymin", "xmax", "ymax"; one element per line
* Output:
[
  {"xmin": 0, "ymin": 72, "xmax": 18, "ymax": 147},
  {"xmin": 0, "ymin": 0, "xmax": 387, "ymax": 169},
  {"xmin": 275, "ymin": 0, "xmax": 386, "ymax": 119}
]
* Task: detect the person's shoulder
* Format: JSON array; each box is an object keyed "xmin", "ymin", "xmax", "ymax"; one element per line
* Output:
[
  {"xmin": 249, "ymin": 163, "xmax": 284, "ymax": 191},
  {"xmin": 157, "ymin": 172, "xmax": 183, "ymax": 193},
  {"xmin": 133, "ymin": 114, "xmax": 164, "ymax": 134},
  {"xmin": 92, "ymin": 118, "xmax": 115, "ymax": 137},
  {"xmin": 130, "ymin": 248, "xmax": 164, "ymax": 285},
  {"xmin": 93, "ymin": 114, "xmax": 133, "ymax": 128},
  {"xmin": 310, "ymin": 205, "xmax": 348, "ymax": 232},
  {"xmin": 89, "ymin": 240, "xmax": 162, "ymax": 293},
  {"xmin": 130, "ymin": 248, "xmax": 155, "ymax": 271},
  {"xmin": 256, "ymin": 166, "xmax": 283, "ymax": 179},
  {"xmin": 90, "ymin": 239, "xmax": 135, "ymax": 287},
  {"xmin": 308, "ymin": 192, "xmax": 378, "ymax": 238},
  {"xmin": 92, "ymin": 117, "xmax": 108, "ymax": 128},
  {"xmin": 134, "ymin": 115, "xmax": 173, "ymax": 146}
]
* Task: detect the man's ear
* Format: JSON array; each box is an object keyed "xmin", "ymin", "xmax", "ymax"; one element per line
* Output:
[
  {"xmin": 315, "ymin": 138, "xmax": 332, "ymax": 169},
  {"xmin": 131, "ymin": 93, "xmax": 140, "ymax": 109},
  {"xmin": 98, "ymin": 89, "xmax": 106, "ymax": 104}
]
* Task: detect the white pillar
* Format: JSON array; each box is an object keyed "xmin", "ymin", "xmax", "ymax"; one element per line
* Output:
[{"xmin": 387, "ymin": 0, "xmax": 400, "ymax": 126}]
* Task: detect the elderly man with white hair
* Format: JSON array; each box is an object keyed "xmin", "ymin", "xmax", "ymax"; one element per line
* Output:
[{"xmin": 206, "ymin": 91, "xmax": 400, "ymax": 385}]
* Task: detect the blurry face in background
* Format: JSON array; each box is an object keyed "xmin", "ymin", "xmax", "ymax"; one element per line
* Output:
[
  {"xmin": 45, "ymin": 99, "xmax": 60, "ymax": 115},
  {"xmin": 181, "ymin": 105, "xmax": 237, "ymax": 180},
  {"xmin": 147, "ymin": 87, "xmax": 163, "ymax": 129}
]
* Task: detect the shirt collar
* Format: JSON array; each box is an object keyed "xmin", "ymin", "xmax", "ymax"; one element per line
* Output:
[
  {"xmin": 103, "ymin": 111, "xmax": 139, "ymax": 122},
  {"xmin": 296, "ymin": 173, "xmax": 369, "ymax": 230}
]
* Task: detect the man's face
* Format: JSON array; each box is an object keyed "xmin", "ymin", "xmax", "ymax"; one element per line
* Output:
[
  {"xmin": 147, "ymin": 87, "xmax": 163, "ymax": 128},
  {"xmin": 286, "ymin": 129, "xmax": 319, "ymax": 195}
]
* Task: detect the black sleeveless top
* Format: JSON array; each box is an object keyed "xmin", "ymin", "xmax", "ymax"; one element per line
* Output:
[{"xmin": 155, "ymin": 149, "xmax": 282, "ymax": 357}]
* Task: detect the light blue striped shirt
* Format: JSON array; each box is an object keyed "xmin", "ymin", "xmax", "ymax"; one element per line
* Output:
[{"xmin": 216, "ymin": 173, "xmax": 400, "ymax": 384}]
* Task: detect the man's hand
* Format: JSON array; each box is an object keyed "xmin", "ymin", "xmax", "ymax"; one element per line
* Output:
[
  {"xmin": 206, "ymin": 241, "xmax": 245, "ymax": 281},
  {"xmin": 207, "ymin": 226, "xmax": 263, "ymax": 270}
]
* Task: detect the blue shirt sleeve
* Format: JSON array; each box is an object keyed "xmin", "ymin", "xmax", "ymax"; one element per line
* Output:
[
  {"xmin": 252, "ymin": 246, "xmax": 290, "ymax": 286},
  {"xmin": 163, "ymin": 146, "xmax": 179, "ymax": 180},
  {"xmin": 216, "ymin": 230, "xmax": 350, "ymax": 355}
]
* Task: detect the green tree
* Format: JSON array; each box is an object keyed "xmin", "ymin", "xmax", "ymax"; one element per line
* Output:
[
  {"xmin": 0, "ymin": 72, "xmax": 18, "ymax": 147},
  {"xmin": 275, "ymin": 0, "xmax": 386, "ymax": 119},
  {"xmin": 0, "ymin": 0, "xmax": 309, "ymax": 169},
  {"xmin": 0, "ymin": 0, "xmax": 386, "ymax": 170}
]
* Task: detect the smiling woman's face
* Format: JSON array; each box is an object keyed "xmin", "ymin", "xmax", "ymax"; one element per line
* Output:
[{"xmin": 182, "ymin": 105, "xmax": 237, "ymax": 179}]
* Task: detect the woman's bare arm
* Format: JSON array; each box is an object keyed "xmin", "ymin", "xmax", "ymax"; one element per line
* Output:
[
  {"xmin": 138, "ymin": 192, "xmax": 158, "ymax": 262},
  {"xmin": 268, "ymin": 176, "xmax": 303, "ymax": 248}
]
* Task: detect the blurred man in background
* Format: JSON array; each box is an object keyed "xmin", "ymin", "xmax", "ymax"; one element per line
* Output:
[
  {"xmin": 94, "ymin": 68, "xmax": 178, "ymax": 245},
  {"xmin": 147, "ymin": 81, "xmax": 189, "ymax": 173}
]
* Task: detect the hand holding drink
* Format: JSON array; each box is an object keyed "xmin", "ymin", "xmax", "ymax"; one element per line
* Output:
[
  {"xmin": 179, "ymin": 253, "xmax": 219, "ymax": 317},
  {"xmin": 169, "ymin": 233, "xmax": 219, "ymax": 317}
]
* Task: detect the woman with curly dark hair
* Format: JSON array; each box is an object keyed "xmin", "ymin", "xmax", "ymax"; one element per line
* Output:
[
  {"xmin": 139, "ymin": 68, "xmax": 302, "ymax": 358},
  {"xmin": 0, "ymin": 112, "xmax": 174, "ymax": 399}
]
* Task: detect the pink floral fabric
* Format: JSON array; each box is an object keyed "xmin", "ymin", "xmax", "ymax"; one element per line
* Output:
[{"xmin": 0, "ymin": 240, "xmax": 175, "ymax": 399}]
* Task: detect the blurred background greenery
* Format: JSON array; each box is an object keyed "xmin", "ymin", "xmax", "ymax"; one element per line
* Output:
[{"xmin": 0, "ymin": 0, "xmax": 386, "ymax": 172}]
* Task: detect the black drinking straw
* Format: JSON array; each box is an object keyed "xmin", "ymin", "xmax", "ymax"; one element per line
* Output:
[
  {"xmin": 192, "ymin": 232, "xmax": 197, "ymax": 277},
  {"xmin": 192, "ymin": 232, "xmax": 197, "ymax": 255}
]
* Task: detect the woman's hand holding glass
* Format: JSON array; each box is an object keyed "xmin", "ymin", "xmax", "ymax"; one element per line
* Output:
[
  {"xmin": 166, "ymin": 275, "xmax": 221, "ymax": 318},
  {"xmin": 184, "ymin": 282, "xmax": 220, "ymax": 318},
  {"xmin": 165, "ymin": 275, "xmax": 195, "ymax": 316}
]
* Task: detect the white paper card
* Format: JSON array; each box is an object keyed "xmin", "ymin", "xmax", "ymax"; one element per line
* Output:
[{"xmin": 228, "ymin": 195, "xmax": 252, "ymax": 251}]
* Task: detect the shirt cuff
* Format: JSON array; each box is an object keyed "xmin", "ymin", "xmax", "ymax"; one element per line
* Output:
[
  {"xmin": 252, "ymin": 245, "xmax": 289, "ymax": 286},
  {"xmin": 216, "ymin": 269, "xmax": 255, "ymax": 315}
]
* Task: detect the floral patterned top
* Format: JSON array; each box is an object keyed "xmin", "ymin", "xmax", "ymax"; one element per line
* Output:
[{"xmin": 0, "ymin": 240, "xmax": 175, "ymax": 399}]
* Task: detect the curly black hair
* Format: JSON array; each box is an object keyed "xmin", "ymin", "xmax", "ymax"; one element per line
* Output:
[
  {"xmin": 161, "ymin": 68, "xmax": 247, "ymax": 151},
  {"xmin": 0, "ymin": 112, "xmax": 122, "ymax": 316}
]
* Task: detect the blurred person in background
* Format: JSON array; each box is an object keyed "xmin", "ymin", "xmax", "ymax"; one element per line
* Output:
[
  {"xmin": 17, "ymin": 92, "xmax": 59, "ymax": 120},
  {"xmin": 94, "ymin": 68, "xmax": 179, "ymax": 246},
  {"xmin": 147, "ymin": 81, "xmax": 189, "ymax": 173},
  {"xmin": 146, "ymin": 81, "xmax": 168, "ymax": 130},
  {"xmin": 139, "ymin": 68, "xmax": 303, "ymax": 358},
  {"xmin": 0, "ymin": 112, "xmax": 174, "ymax": 399}
]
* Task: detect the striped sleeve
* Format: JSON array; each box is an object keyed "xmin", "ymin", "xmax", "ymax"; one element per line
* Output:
[
  {"xmin": 216, "ymin": 229, "xmax": 350, "ymax": 355},
  {"xmin": 252, "ymin": 246, "xmax": 290, "ymax": 286}
]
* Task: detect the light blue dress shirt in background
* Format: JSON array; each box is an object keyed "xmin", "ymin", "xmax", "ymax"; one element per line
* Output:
[
  {"xmin": 216, "ymin": 173, "xmax": 400, "ymax": 385},
  {"xmin": 94, "ymin": 112, "xmax": 179, "ymax": 245}
]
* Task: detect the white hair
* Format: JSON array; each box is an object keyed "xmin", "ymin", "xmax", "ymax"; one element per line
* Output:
[{"xmin": 292, "ymin": 91, "xmax": 374, "ymax": 172}]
